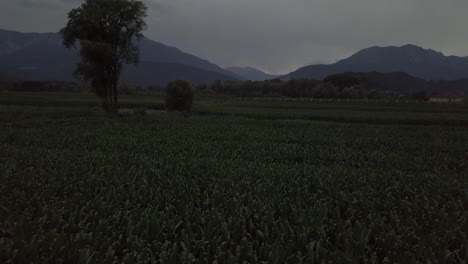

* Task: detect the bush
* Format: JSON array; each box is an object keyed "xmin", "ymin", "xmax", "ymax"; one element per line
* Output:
[{"xmin": 166, "ymin": 80, "xmax": 194, "ymax": 113}]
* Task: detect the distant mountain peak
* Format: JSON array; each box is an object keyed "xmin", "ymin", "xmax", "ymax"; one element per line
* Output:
[
  {"xmin": 284, "ymin": 44, "xmax": 468, "ymax": 81},
  {"xmin": 357, "ymin": 44, "xmax": 439, "ymax": 54},
  {"xmin": 401, "ymin": 44, "xmax": 422, "ymax": 49},
  {"xmin": 336, "ymin": 44, "xmax": 449, "ymax": 66},
  {"xmin": 399, "ymin": 44, "xmax": 443, "ymax": 56}
]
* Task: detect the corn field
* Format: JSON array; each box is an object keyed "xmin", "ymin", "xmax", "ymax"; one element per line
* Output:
[{"xmin": 1, "ymin": 94, "xmax": 467, "ymax": 263}]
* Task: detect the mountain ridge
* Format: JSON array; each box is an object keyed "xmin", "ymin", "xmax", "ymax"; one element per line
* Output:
[
  {"xmin": 284, "ymin": 44, "xmax": 468, "ymax": 80},
  {"xmin": 3, "ymin": 28, "xmax": 468, "ymax": 87},
  {"xmin": 0, "ymin": 28, "xmax": 237, "ymax": 85},
  {"xmin": 225, "ymin": 66, "xmax": 278, "ymax": 81}
]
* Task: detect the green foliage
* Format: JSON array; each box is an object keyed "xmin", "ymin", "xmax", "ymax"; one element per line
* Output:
[
  {"xmin": 61, "ymin": 0, "xmax": 147, "ymax": 112},
  {"xmin": 324, "ymin": 73, "xmax": 361, "ymax": 89},
  {"xmin": 1, "ymin": 97, "xmax": 467, "ymax": 263},
  {"xmin": 410, "ymin": 90, "xmax": 428, "ymax": 101},
  {"xmin": 0, "ymin": 81, "xmax": 13, "ymax": 92},
  {"xmin": 203, "ymin": 78, "xmax": 367, "ymax": 99},
  {"xmin": 166, "ymin": 80, "xmax": 194, "ymax": 113},
  {"xmin": 204, "ymin": 74, "xmax": 466, "ymax": 101},
  {"xmin": 10, "ymin": 81, "xmax": 80, "ymax": 93}
]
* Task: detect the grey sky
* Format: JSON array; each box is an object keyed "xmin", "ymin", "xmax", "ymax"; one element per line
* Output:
[{"xmin": 1, "ymin": 0, "xmax": 467, "ymax": 74}]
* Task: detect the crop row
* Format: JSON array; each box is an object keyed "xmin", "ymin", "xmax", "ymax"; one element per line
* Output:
[{"xmin": 1, "ymin": 104, "xmax": 467, "ymax": 263}]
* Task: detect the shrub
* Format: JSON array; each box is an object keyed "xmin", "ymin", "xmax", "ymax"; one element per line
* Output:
[{"xmin": 166, "ymin": 80, "xmax": 194, "ymax": 113}]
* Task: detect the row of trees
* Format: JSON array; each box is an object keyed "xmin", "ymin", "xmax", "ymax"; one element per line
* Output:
[
  {"xmin": 0, "ymin": 77, "xmax": 434, "ymax": 101},
  {"xmin": 5, "ymin": 81, "xmax": 80, "ymax": 93},
  {"xmin": 195, "ymin": 77, "xmax": 428, "ymax": 100}
]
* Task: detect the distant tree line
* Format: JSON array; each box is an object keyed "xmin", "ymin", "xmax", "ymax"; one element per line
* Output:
[
  {"xmin": 5, "ymin": 81, "xmax": 81, "ymax": 93},
  {"xmin": 1, "ymin": 76, "xmax": 427, "ymax": 101},
  {"xmin": 0, "ymin": 81, "xmax": 14, "ymax": 92},
  {"xmin": 194, "ymin": 74, "xmax": 430, "ymax": 100},
  {"xmin": 6, "ymin": 73, "xmax": 467, "ymax": 103}
]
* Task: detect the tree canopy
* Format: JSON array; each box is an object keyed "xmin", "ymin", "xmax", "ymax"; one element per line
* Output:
[
  {"xmin": 166, "ymin": 80, "xmax": 194, "ymax": 114},
  {"xmin": 61, "ymin": 0, "xmax": 147, "ymax": 111}
]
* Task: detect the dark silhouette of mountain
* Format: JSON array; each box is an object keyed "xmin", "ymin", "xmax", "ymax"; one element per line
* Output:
[
  {"xmin": 225, "ymin": 66, "xmax": 278, "ymax": 81},
  {"xmin": 123, "ymin": 62, "xmax": 234, "ymax": 85},
  {"xmin": 284, "ymin": 45, "xmax": 468, "ymax": 80},
  {"xmin": 0, "ymin": 28, "xmax": 236, "ymax": 85},
  {"xmin": 0, "ymin": 30, "xmax": 60, "ymax": 56},
  {"xmin": 0, "ymin": 30, "xmax": 77, "ymax": 80},
  {"xmin": 138, "ymin": 38, "xmax": 235, "ymax": 77}
]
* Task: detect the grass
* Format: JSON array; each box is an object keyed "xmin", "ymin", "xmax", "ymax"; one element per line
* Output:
[{"xmin": 1, "ymin": 92, "xmax": 467, "ymax": 263}]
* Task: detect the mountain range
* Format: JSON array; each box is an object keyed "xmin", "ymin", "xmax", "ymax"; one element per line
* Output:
[
  {"xmin": 2, "ymin": 28, "xmax": 468, "ymax": 89},
  {"xmin": 225, "ymin": 67, "xmax": 278, "ymax": 81},
  {"xmin": 0, "ymin": 28, "xmax": 236, "ymax": 85},
  {"xmin": 284, "ymin": 44, "xmax": 468, "ymax": 81}
]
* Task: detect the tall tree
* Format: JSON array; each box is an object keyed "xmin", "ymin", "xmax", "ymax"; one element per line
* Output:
[{"xmin": 61, "ymin": 0, "xmax": 147, "ymax": 111}]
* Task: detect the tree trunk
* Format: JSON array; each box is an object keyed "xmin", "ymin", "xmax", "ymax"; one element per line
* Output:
[
  {"xmin": 113, "ymin": 78, "xmax": 118, "ymax": 110},
  {"xmin": 106, "ymin": 82, "xmax": 113, "ymax": 112}
]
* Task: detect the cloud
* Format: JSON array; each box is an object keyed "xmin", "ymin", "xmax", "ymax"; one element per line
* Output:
[
  {"xmin": 20, "ymin": 0, "xmax": 59, "ymax": 8},
  {"xmin": 19, "ymin": 0, "xmax": 82, "ymax": 8}
]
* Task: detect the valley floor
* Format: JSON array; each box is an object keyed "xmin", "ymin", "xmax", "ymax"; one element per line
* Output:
[{"xmin": 1, "ymin": 93, "xmax": 467, "ymax": 263}]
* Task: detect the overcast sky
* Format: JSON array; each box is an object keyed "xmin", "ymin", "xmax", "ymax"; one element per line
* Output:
[{"xmin": 1, "ymin": 0, "xmax": 467, "ymax": 74}]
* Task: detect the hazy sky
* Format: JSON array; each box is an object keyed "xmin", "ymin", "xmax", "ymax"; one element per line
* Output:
[{"xmin": 1, "ymin": 0, "xmax": 467, "ymax": 74}]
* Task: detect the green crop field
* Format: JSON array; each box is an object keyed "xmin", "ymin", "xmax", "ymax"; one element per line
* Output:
[{"xmin": 1, "ymin": 92, "xmax": 467, "ymax": 263}]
